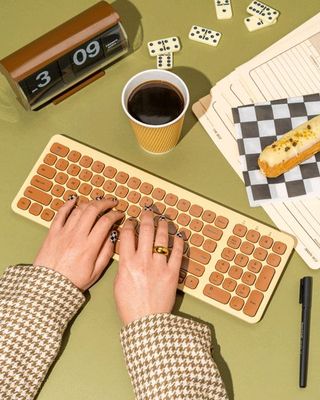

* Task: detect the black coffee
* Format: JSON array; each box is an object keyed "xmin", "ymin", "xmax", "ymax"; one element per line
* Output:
[{"xmin": 127, "ymin": 80, "xmax": 184, "ymax": 125}]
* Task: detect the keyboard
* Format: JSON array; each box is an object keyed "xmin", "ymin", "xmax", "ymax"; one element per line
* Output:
[{"xmin": 12, "ymin": 134, "xmax": 295, "ymax": 323}]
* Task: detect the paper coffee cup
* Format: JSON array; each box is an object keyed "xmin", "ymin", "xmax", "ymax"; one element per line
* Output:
[{"xmin": 121, "ymin": 69, "xmax": 190, "ymax": 154}]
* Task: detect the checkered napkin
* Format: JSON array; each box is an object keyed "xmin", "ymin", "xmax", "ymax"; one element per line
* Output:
[{"xmin": 232, "ymin": 93, "xmax": 320, "ymax": 207}]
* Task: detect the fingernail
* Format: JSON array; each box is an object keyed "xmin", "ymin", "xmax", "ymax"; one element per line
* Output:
[
  {"xmin": 111, "ymin": 197, "xmax": 117, "ymax": 202},
  {"xmin": 68, "ymin": 194, "xmax": 77, "ymax": 200},
  {"xmin": 159, "ymin": 215, "xmax": 166, "ymax": 221},
  {"xmin": 144, "ymin": 205, "xmax": 153, "ymax": 211},
  {"xmin": 96, "ymin": 195, "xmax": 104, "ymax": 201},
  {"xmin": 176, "ymin": 232, "xmax": 183, "ymax": 238},
  {"xmin": 110, "ymin": 230, "xmax": 118, "ymax": 243}
]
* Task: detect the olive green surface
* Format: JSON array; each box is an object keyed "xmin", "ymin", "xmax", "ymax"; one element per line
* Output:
[{"xmin": 0, "ymin": 1, "xmax": 319, "ymax": 399}]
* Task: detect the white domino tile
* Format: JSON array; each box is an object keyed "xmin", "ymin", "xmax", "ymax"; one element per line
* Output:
[
  {"xmin": 214, "ymin": 0, "xmax": 233, "ymax": 20},
  {"xmin": 247, "ymin": 1, "xmax": 279, "ymax": 23},
  {"xmin": 157, "ymin": 53, "xmax": 173, "ymax": 70},
  {"xmin": 244, "ymin": 15, "xmax": 276, "ymax": 32},
  {"xmin": 147, "ymin": 37, "xmax": 181, "ymax": 57},
  {"xmin": 189, "ymin": 25, "xmax": 222, "ymax": 47}
]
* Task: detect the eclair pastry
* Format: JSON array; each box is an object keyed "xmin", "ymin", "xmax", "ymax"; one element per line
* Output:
[{"xmin": 258, "ymin": 115, "xmax": 320, "ymax": 178}]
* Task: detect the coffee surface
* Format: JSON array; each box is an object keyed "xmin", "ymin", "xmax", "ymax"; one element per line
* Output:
[{"xmin": 127, "ymin": 80, "xmax": 184, "ymax": 125}]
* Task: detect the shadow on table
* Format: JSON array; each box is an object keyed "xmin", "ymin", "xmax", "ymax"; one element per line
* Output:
[
  {"xmin": 174, "ymin": 293, "xmax": 234, "ymax": 400},
  {"xmin": 173, "ymin": 66, "xmax": 212, "ymax": 141}
]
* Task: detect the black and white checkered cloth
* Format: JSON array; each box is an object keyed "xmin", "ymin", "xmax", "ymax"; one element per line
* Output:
[{"xmin": 232, "ymin": 93, "xmax": 320, "ymax": 207}]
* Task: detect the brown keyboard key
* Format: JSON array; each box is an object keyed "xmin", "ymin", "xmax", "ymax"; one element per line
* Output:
[
  {"xmin": 79, "ymin": 169, "xmax": 93, "ymax": 182},
  {"xmin": 190, "ymin": 233, "xmax": 204, "ymax": 247},
  {"xmin": 189, "ymin": 204, "xmax": 203, "ymax": 217},
  {"xmin": 115, "ymin": 185, "xmax": 129, "ymax": 198},
  {"xmin": 203, "ymin": 284, "xmax": 231, "ymax": 304},
  {"xmin": 236, "ymin": 284, "xmax": 250, "ymax": 298},
  {"xmin": 181, "ymin": 257, "xmax": 205, "ymax": 277},
  {"xmin": 152, "ymin": 188, "xmax": 166, "ymax": 200},
  {"xmin": 233, "ymin": 224, "xmax": 247, "ymax": 237},
  {"xmin": 67, "ymin": 178, "xmax": 80, "ymax": 190},
  {"xmin": 248, "ymin": 259, "xmax": 262, "ymax": 273},
  {"xmin": 140, "ymin": 197, "xmax": 153, "ymax": 208},
  {"xmin": 79, "ymin": 183, "xmax": 92, "ymax": 196},
  {"xmin": 103, "ymin": 180, "xmax": 116, "ymax": 193},
  {"xmin": 115, "ymin": 171, "xmax": 129, "ymax": 184},
  {"xmin": 223, "ymin": 278, "xmax": 237, "ymax": 292},
  {"xmin": 188, "ymin": 247, "xmax": 211, "ymax": 264},
  {"xmin": 234, "ymin": 253, "xmax": 249, "ymax": 267},
  {"xmin": 31, "ymin": 175, "xmax": 52, "ymax": 192},
  {"xmin": 152, "ymin": 201, "xmax": 164, "ymax": 213},
  {"xmin": 103, "ymin": 166, "xmax": 117, "ymax": 178},
  {"xmin": 179, "ymin": 227, "xmax": 191, "ymax": 240},
  {"xmin": 253, "ymin": 247, "xmax": 267, "ymax": 261},
  {"xmin": 177, "ymin": 199, "xmax": 190, "ymax": 212},
  {"xmin": 259, "ymin": 235, "xmax": 273, "ymax": 249},
  {"xmin": 240, "ymin": 241, "xmax": 255, "ymax": 255},
  {"xmin": 203, "ymin": 239, "xmax": 217, "ymax": 253},
  {"xmin": 127, "ymin": 177, "xmax": 141, "ymax": 190},
  {"xmin": 230, "ymin": 296, "xmax": 244, "ymax": 311},
  {"xmin": 243, "ymin": 290, "xmax": 264, "ymax": 317},
  {"xmin": 179, "ymin": 270, "xmax": 187, "ymax": 284},
  {"xmin": 215, "ymin": 216, "xmax": 229, "ymax": 229},
  {"xmin": 17, "ymin": 197, "xmax": 31, "ymax": 210},
  {"xmin": 227, "ymin": 235, "xmax": 241, "ymax": 249},
  {"xmin": 51, "ymin": 198, "xmax": 64, "ymax": 211},
  {"xmin": 37, "ymin": 164, "xmax": 56, "ymax": 179},
  {"xmin": 168, "ymin": 222, "xmax": 178, "ymax": 235},
  {"xmin": 127, "ymin": 205, "xmax": 141, "ymax": 218},
  {"xmin": 185, "ymin": 275, "xmax": 199, "ymax": 289},
  {"xmin": 54, "ymin": 172, "xmax": 68, "ymax": 185},
  {"xmin": 91, "ymin": 175, "xmax": 105, "ymax": 187},
  {"xmin": 51, "ymin": 184, "xmax": 65, "ymax": 197},
  {"xmin": 215, "ymin": 259, "xmax": 230, "ymax": 273},
  {"xmin": 116, "ymin": 200, "xmax": 129, "ymax": 212},
  {"xmin": 90, "ymin": 189, "xmax": 104, "ymax": 200},
  {"xmin": 209, "ymin": 271, "xmax": 224, "ymax": 285},
  {"xmin": 29, "ymin": 203, "xmax": 43, "ymax": 216},
  {"xmin": 91, "ymin": 161, "xmax": 105, "ymax": 173},
  {"xmin": 78, "ymin": 196, "xmax": 89, "ymax": 205},
  {"xmin": 41, "ymin": 208, "xmax": 55, "ymax": 222},
  {"xmin": 140, "ymin": 182, "xmax": 153, "ymax": 194},
  {"xmin": 24, "ymin": 186, "xmax": 52, "ymax": 206},
  {"xmin": 203, "ymin": 225, "xmax": 223, "ymax": 241},
  {"xmin": 79, "ymin": 155, "xmax": 93, "ymax": 168},
  {"xmin": 67, "ymin": 150, "xmax": 81, "ymax": 162},
  {"xmin": 50, "ymin": 142, "xmax": 69, "ymax": 157},
  {"xmin": 177, "ymin": 213, "xmax": 191, "ymax": 226},
  {"xmin": 63, "ymin": 190, "xmax": 77, "ymax": 201},
  {"xmin": 164, "ymin": 193, "xmax": 178, "ymax": 206},
  {"xmin": 255, "ymin": 266, "xmax": 275, "ymax": 291},
  {"xmin": 246, "ymin": 230, "xmax": 260, "ymax": 243},
  {"xmin": 202, "ymin": 210, "xmax": 216, "ymax": 223},
  {"xmin": 266, "ymin": 253, "xmax": 281, "ymax": 267},
  {"xmin": 67, "ymin": 164, "xmax": 81, "ymax": 176},
  {"xmin": 221, "ymin": 247, "xmax": 236, "ymax": 261},
  {"xmin": 272, "ymin": 241, "xmax": 287, "ymax": 255},
  {"xmin": 190, "ymin": 219, "xmax": 203, "ymax": 232},
  {"xmin": 44, "ymin": 153, "xmax": 57, "ymax": 166},
  {"xmin": 228, "ymin": 266, "xmax": 243, "ymax": 279},
  {"xmin": 242, "ymin": 272, "xmax": 256, "ymax": 286},
  {"xmin": 165, "ymin": 207, "xmax": 178, "ymax": 221},
  {"xmin": 127, "ymin": 191, "xmax": 141, "ymax": 204},
  {"xmin": 55, "ymin": 158, "xmax": 69, "ymax": 171}
]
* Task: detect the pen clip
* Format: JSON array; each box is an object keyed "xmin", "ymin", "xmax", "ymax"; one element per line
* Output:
[{"xmin": 299, "ymin": 278, "xmax": 304, "ymax": 304}]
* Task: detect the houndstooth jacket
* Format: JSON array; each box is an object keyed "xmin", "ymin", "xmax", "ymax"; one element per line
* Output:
[{"xmin": 0, "ymin": 265, "xmax": 228, "ymax": 400}]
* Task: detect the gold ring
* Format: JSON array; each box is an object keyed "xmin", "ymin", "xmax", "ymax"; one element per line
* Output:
[{"xmin": 153, "ymin": 245, "xmax": 169, "ymax": 256}]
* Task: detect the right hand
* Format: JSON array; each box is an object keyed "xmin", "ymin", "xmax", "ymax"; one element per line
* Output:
[{"xmin": 114, "ymin": 207, "xmax": 184, "ymax": 326}]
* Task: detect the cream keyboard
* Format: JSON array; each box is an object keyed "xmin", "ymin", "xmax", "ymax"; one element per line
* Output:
[{"xmin": 12, "ymin": 134, "xmax": 295, "ymax": 323}]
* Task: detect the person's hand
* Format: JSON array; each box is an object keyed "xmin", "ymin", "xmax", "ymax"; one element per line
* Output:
[
  {"xmin": 34, "ymin": 196, "xmax": 124, "ymax": 291},
  {"xmin": 114, "ymin": 207, "xmax": 184, "ymax": 326}
]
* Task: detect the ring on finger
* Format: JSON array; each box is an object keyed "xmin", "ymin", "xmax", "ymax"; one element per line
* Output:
[{"xmin": 153, "ymin": 245, "xmax": 169, "ymax": 256}]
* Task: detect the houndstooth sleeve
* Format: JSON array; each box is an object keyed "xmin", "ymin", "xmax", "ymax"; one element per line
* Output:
[
  {"xmin": 120, "ymin": 313, "xmax": 229, "ymax": 400},
  {"xmin": 0, "ymin": 264, "xmax": 85, "ymax": 400}
]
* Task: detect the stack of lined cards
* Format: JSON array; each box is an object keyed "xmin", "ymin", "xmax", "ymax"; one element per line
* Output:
[
  {"xmin": 244, "ymin": 1, "xmax": 279, "ymax": 32},
  {"xmin": 147, "ymin": 36, "xmax": 181, "ymax": 70}
]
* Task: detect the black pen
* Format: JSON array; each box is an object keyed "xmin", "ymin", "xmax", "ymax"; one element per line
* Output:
[{"xmin": 299, "ymin": 276, "xmax": 312, "ymax": 388}]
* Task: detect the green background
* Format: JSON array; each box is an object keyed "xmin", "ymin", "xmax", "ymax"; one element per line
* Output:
[{"xmin": 0, "ymin": 1, "xmax": 319, "ymax": 399}]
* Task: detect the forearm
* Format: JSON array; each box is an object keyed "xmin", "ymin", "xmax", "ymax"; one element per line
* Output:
[
  {"xmin": 0, "ymin": 265, "xmax": 85, "ymax": 400},
  {"xmin": 120, "ymin": 313, "xmax": 229, "ymax": 400}
]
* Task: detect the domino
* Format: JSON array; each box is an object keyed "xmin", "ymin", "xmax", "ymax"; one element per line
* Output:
[
  {"xmin": 147, "ymin": 37, "xmax": 180, "ymax": 57},
  {"xmin": 188, "ymin": 25, "xmax": 222, "ymax": 47},
  {"xmin": 247, "ymin": 1, "xmax": 279, "ymax": 23},
  {"xmin": 244, "ymin": 15, "xmax": 276, "ymax": 32},
  {"xmin": 214, "ymin": 0, "xmax": 233, "ymax": 20},
  {"xmin": 157, "ymin": 53, "xmax": 173, "ymax": 70}
]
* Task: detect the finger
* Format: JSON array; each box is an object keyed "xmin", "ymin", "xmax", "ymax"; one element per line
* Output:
[
  {"xmin": 153, "ymin": 216, "xmax": 169, "ymax": 262},
  {"xmin": 49, "ymin": 195, "xmax": 77, "ymax": 231},
  {"xmin": 119, "ymin": 218, "xmax": 137, "ymax": 262},
  {"xmin": 63, "ymin": 201, "xmax": 88, "ymax": 231},
  {"xmin": 89, "ymin": 210, "xmax": 124, "ymax": 249},
  {"xmin": 168, "ymin": 233, "xmax": 184, "ymax": 273},
  {"xmin": 77, "ymin": 197, "xmax": 118, "ymax": 234},
  {"xmin": 137, "ymin": 206, "xmax": 155, "ymax": 256},
  {"xmin": 93, "ymin": 230, "xmax": 119, "ymax": 279}
]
